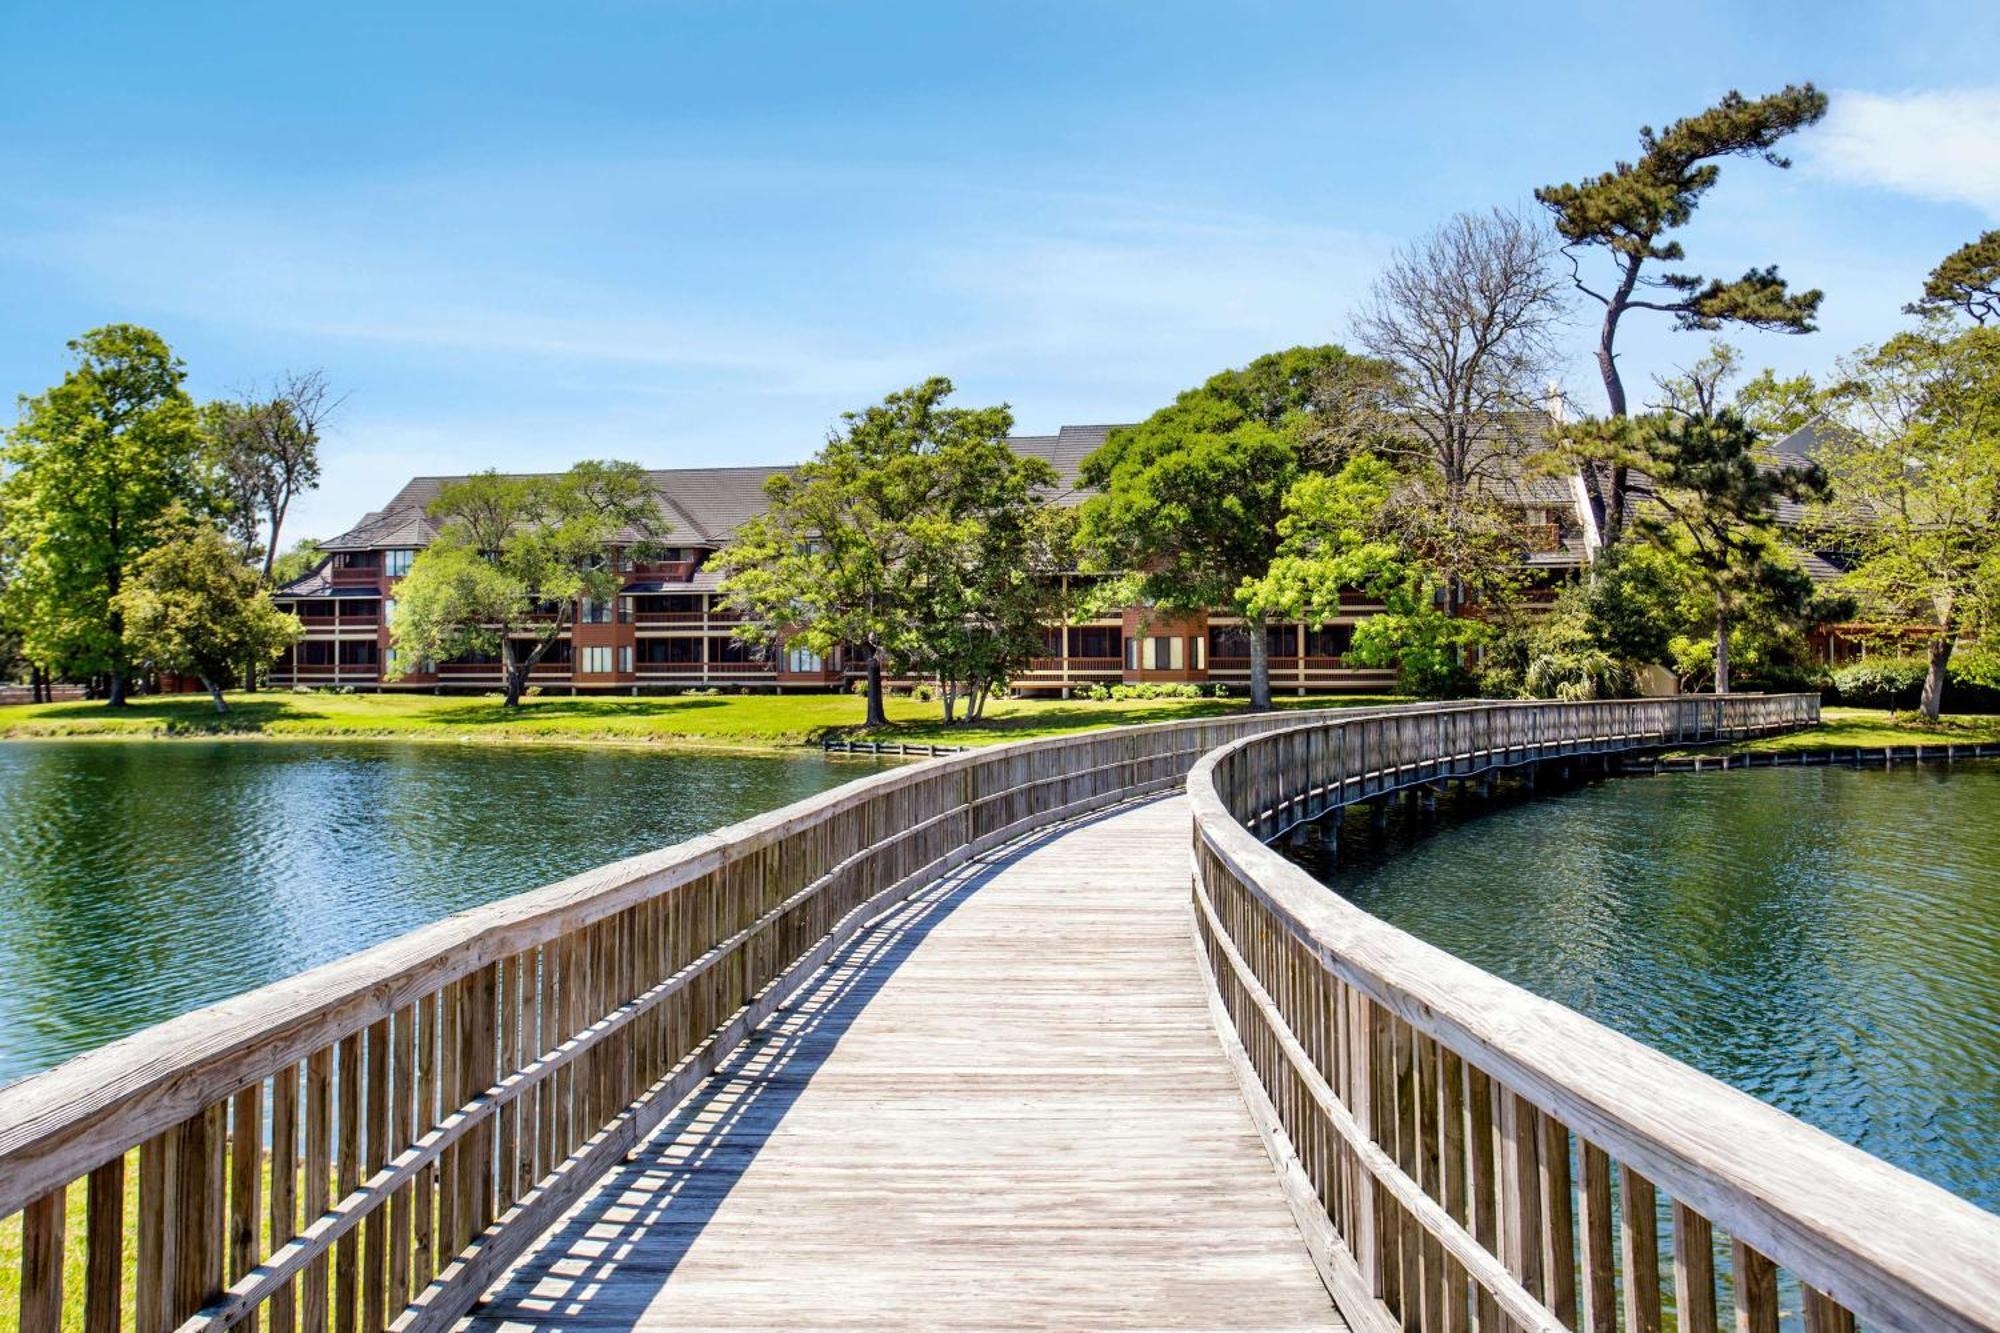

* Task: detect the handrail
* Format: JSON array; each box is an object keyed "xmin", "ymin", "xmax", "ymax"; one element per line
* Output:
[
  {"xmin": 0, "ymin": 701, "xmax": 1387, "ymax": 1333},
  {"xmin": 1186, "ymin": 694, "xmax": 2000, "ymax": 1333}
]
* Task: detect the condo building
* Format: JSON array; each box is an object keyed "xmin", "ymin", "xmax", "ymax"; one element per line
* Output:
[{"xmin": 267, "ymin": 424, "xmax": 1599, "ymax": 696}]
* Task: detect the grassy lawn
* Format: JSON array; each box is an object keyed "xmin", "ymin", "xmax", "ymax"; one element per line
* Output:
[
  {"xmin": 1685, "ymin": 705, "xmax": 2000, "ymax": 756},
  {"xmin": 0, "ymin": 689, "xmax": 1403, "ymax": 751}
]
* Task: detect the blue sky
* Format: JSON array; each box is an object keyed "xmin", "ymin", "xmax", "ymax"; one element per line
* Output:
[{"xmin": 3, "ymin": 1, "xmax": 1997, "ymax": 541}]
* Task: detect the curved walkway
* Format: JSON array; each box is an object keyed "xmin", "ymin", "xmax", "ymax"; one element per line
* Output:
[{"xmin": 461, "ymin": 796, "xmax": 1342, "ymax": 1330}]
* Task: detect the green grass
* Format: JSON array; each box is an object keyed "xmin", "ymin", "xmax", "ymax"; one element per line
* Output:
[
  {"xmin": 1677, "ymin": 705, "xmax": 2000, "ymax": 756},
  {"xmin": 0, "ymin": 689, "xmax": 1402, "ymax": 752}
]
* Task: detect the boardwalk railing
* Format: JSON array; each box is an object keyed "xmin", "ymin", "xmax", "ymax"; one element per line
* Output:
[
  {"xmin": 0, "ymin": 703, "xmax": 1364, "ymax": 1333},
  {"xmin": 1188, "ymin": 694, "xmax": 2000, "ymax": 1333}
]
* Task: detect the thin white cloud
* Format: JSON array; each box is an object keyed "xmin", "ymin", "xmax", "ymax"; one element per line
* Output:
[{"xmin": 1808, "ymin": 88, "xmax": 2000, "ymax": 218}]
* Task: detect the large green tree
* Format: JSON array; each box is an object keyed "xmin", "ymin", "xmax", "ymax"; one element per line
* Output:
[
  {"xmin": 0, "ymin": 325, "xmax": 218, "ymax": 705},
  {"xmin": 1079, "ymin": 347, "xmax": 1376, "ymax": 710},
  {"xmin": 114, "ymin": 512, "xmax": 301, "ymax": 713},
  {"xmin": 1623, "ymin": 404, "xmax": 1826, "ymax": 694},
  {"xmin": 719, "ymin": 378, "xmax": 1035, "ymax": 727},
  {"xmin": 891, "ymin": 456, "xmax": 1068, "ymax": 723},
  {"xmin": 1537, "ymin": 84, "xmax": 1828, "ymax": 543},
  {"xmin": 389, "ymin": 461, "xmax": 666, "ymax": 707},
  {"xmin": 1816, "ymin": 322, "xmax": 2000, "ymax": 718},
  {"xmin": 1242, "ymin": 455, "xmax": 1489, "ymax": 698}
]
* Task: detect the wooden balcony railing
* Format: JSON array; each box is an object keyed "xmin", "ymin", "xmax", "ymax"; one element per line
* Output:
[{"xmin": 1186, "ymin": 695, "xmax": 2000, "ymax": 1333}]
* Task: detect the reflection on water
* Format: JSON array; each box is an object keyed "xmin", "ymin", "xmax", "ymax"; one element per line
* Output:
[
  {"xmin": 0, "ymin": 741, "xmax": 890, "ymax": 1086},
  {"xmin": 1321, "ymin": 764, "xmax": 2000, "ymax": 1211}
]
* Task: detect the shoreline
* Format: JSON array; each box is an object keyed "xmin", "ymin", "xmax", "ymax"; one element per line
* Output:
[{"xmin": 0, "ymin": 725, "xmax": 869, "ymax": 757}]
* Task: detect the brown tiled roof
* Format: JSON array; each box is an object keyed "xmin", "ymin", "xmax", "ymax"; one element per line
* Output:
[
  {"xmin": 318, "ymin": 419, "xmax": 1577, "ymax": 554},
  {"xmin": 320, "ymin": 465, "xmax": 798, "ymax": 552}
]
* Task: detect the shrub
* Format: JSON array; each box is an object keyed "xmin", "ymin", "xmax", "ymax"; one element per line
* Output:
[
  {"xmin": 911, "ymin": 682, "xmax": 935, "ymax": 703},
  {"xmin": 1108, "ymin": 682, "xmax": 1203, "ymax": 701},
  {"xmin": 1829, "ymin": 655, "xmax": 2000, "ymax": 713},
  {"xmin": 1077, "ymin": 682, "xmax": 1111, "ymax": 701},
  {"xmin": 1209, "ymin": 682, "xmax": 1230, "ymax": 699}
]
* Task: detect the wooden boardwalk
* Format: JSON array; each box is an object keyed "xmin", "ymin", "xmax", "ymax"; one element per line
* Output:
[{"xmin": 461, "ymin": 796, "xmax": 1342, "ymax": 1330}]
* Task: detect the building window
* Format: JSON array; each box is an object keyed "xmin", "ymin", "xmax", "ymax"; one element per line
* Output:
[
  {"xmin": 640, "ymin": 637, "xmax": 702, "ymax": 664},
  {"xmin": 580, "ymin": 598, "xmax": 612, "ymax": 624},
  {"xmin": 582, "ymin": 646, "xmax": 613, "ymax": 674},
  {"xmin": 337, "ymin": 641, "xmax": 379, "ymax": 667},
  {"xmin": 336, "ymin": 551, "xmax": 379, "ymax": 569},
  {"xmin": 1208, "ymin": 626, "xmax": 1251, "ymax": 660},
  {"xmin": 1070, "ymin": 627, "xmax": 1121, "ymax": 660},
  {"xmin": 382, "ymin": 598, "xmax": 396, "ymax": 627},
  {"xmin": 1124, "ymin": 637, "xmax": 1138, "ymax": 671},
  {"xmin": 1268, "ymin": 625, "xmax": 1299, "ymax": 660},
  {"xmin": 1148, "ymin": 636, "xmax": 1183, "ymax": 671},
  {"xmin": 383, "ymin": 550, "xmax": 415, "ymax": 577},
  {"xmin": 300, "ymin": 641, "xmax": 334, "ymax": 666},
  {"xmin": 785, "ymin": 646, "xmax": 822, "ymax": 673},
  {"xmin": 618, "ymin": 646, "xmax": 632, "ymax": 673},
  {"xmin": 1190, "ymin": 636, "xmax": 1204, "ymax": 670},
  {"xmin": 1304, "ymin": 625, "xmax": 1353, "ymax": 658}
]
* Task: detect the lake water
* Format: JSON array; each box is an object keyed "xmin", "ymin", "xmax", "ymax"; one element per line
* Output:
[
  {"xmin": 1321, "ymin": 763, "xmax": 2000, "ymax": 1211},
  {"xmin": 0, "ymin": 740, "xmax": 890, "ymax": 1087}
]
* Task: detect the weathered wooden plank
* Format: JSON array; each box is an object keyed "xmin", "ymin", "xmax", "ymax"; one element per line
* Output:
[
  {"xmin": 302, "ymin": 1048, "xmax": 331, "ymax": 1333},
  {"xmin": 1673, "ymin": 1202, "xmax": 1718, "ymax": 1333},
  {"xmin": 388, "ymin": 1005, "xmax": 415, "ymax": 1322},
  {"xmin": 1732, "ymin": 1239, "xmax": 1778, "ymax": 1333},
  {"xmin": 137, "ymin": 1129, "xmax": 174, "ymax": 1333},
  {"xmin": 362, "ymin": 1019, "xmax": 390, "ymax": 1333},
  {"xmin": 227, "ymin": 1085, "xmax": 262, "ymax": 1333},
  {"xmin": 267, "ymin": 1065, "xmax": 298, "ymax": 1333},
  {"xmin": 1538, "ymin": 1112, "xmax": 1576, "ymax": 1328},
  {"xmin": 1620, "ymin": 1166, "xmax": 1662, "ymax": 1333},
  {"xmin": 19, "ymin": 1186, "xmax": 66, "ymax": 1333},
  {"xmin": 1576, "ymin": 1140, "xmax": 1615, "ymax": 1333},
  {"xmin": 85, "ymin": 1157, "xmax": 124, "ymax": 1333}
]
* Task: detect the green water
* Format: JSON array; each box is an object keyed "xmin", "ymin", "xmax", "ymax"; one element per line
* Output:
[
  {"xmin": 0, "ymin": 741, "xmax": 891, "ymax": 1087},
  {"xmin": 1324, "ymin": 764, "xmax": 2000, "ymax": 1211}
]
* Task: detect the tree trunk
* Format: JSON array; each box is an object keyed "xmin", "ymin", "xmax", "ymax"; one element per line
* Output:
[
  {"xmin": 1920, "ymin": 636, "xmax": 1954, "ymax": 721},
  {"xmin": 864, "ymin": 652, "xmax": 887, "ymax": 728},
  {"xmin": 204, "ymin": 677, "xmax": 228, "ymax": 715},
  {"xmin": 106, "ymin": 668, "xmax": 127, "ymax": 708},
  {"xmin": 1713, "ymin": 608, "xmax": 1730, "ymax": 696},
  {"xmin": 939, "ymin": 677, "xmax": 957, "ymax": 725},
  {"xmin": 1247, "ymin": 619, "xmax": 1272, "ymax": 712},
  {"xmin": 1594, "ymin": 268, "xmax": 1637, "ymax": 549},
  {"xmin": 500, "ymin": 638, "xmax": 525, "ymax": 708}
]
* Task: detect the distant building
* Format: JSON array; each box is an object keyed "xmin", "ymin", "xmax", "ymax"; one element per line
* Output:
[{"xmin": 270, "ymin": 419, "xmax": 1839, "ymax": 696}]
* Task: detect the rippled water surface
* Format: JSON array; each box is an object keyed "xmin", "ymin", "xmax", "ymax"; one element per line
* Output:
[
  {"xmin": 1325, "ymin": 764, "xmax": 2000, "ymax": 1210},
  {"xmin": 0, "ymin": 741, "xmax": 890, "ymax": 1086}
]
